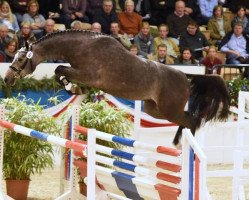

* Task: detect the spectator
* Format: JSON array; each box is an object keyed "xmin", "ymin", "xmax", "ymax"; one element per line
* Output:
[
  {"xmin": 154, "ymin": 24, "xmax": 179, "ymax": 59},
  {"xmin": 182, "ymin": 0, "xmax": 201, "ymax": 20},
  {"xmin": 16, "ymin": 22, "xmax": 36, "ymax": 49},
  {"xmin": 232, "ymin": 6, "xmax": 248, "ymax": 31},
  {"xmin": 129, "ymin": 44, "xmax": 139, "ymax": 56},
  {"xmin": 201, "ymin": 45, "xmax": 222, "ymax": 74},
  {"xmin": 110, "ymin": 22, "xmax": 131, "ymax": 49},
  {"xmin": 8, "ymin": 0, "xmax": 29, "ymax": 24},
  {"xmin": 179, "ymin": 20, "xmax": 210, "ymax": 61},
  {"xmin": 224, "ymin": 0, "xmax": 249, "ymax": 14},
  {"xmin": 91, "ymin": 22, "xmax": 102, "ymax": 32},
  {"xmin": 37, "ymin": 0, "xmax": 61, "ymax": 22},
  {"xmin": 167, "ymin": 0, "xmax": 192, "ymax": 39},
  {"xmin": 86, "ymin": 0, "xmax": 116, "ymax": 23},
  {"xmin": 4, "ymin": 38, "xmax": 18, "ymax": 62},
  {"xmin": 0, "ymin": 50, "xmax": 5, "ymax": 62},
  {"xmin": 150, "ymin": 43, "xmax": 174, "ymax": 64},
  {"xmin": 133, "ymin": 21, "xmax": 154, "ymax": 58},
  {"xmin": 0, "ymin": 24, "xmax": 12, "ymax": 51},
  {"xmin": 208, "ymin": 5, "xmax": 232, "ymax": 45},
  {"xmin": 71, "ymin": 20, "xmax": 82, "ymax": 29},
  {"xmin": 61, "ymin": 0, "xmax": 89, "ymax": 29},
  {"xmin": 43, "ymin": 19, "xmax": 55, "ymax": 36},
  {"xmin": 174, "ymin": 47, "xmax": 198, "ymax": 64},
  {"xmin": 118, "ymin": 0, "xmax": 142, "ymax": 39},
  {"xmin": 119, "ymin": 0, "xmax": 151, "ymax": 21},
  {"xmin": 93, "ymin": 0, "xmax": 118, "ymax": 34},
  {"xmin": 219, "ymin": 22, "xmax": 249, "ymax": 77},
  {"xmin": 22, "ymin": 0, "xmax": 45, "ymax": 39},
  {"xmin": 149, "ymin": 0, "xmax": 173, "ymax": 26},
  {"xmin": 198, "ymin": 0, "xmax": 218, "ymax": 25},
  {"xmin": 0, "ymin": 1, "xmax": 19, "ymax": 32}
]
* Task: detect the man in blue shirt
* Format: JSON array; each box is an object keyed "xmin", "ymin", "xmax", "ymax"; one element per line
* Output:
[{"xmin": 220, "ymin": 22, "xmax": 249, "ymax": 77}]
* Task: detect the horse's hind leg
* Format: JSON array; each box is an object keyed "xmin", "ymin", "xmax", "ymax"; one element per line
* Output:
[
  {"xmin": 54, "ymin": 65, "xmax": 83, "ymax": 95},
  {"xmin": 173, "ymin": 125, "xmax": 184, "ymax": 148},
  {"xmin": 172, "ymin": 111, "xmax": 198, "ymax": 148}
]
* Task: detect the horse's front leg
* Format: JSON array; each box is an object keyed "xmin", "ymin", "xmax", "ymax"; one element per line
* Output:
[{"xmin": 54, "ymin": 65, "xmax": 83, "ymax": 95}]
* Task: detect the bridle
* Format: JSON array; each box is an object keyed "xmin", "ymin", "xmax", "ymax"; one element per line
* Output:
[{"xmin": 9, "ymin": 46, "xmax": 34, "ymax": 79}]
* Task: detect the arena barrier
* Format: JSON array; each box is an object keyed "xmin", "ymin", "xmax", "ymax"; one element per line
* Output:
[
  {"xmin": 197, "ymin": 91, "xmax": 249, "ymax": 199},
  {"xmin": 232, "ymin": 150, "xmax": 249, "ymax": 200},
  {"xmin": 74, "ymin": 125, "xmax": 208, "ymax": 200}
]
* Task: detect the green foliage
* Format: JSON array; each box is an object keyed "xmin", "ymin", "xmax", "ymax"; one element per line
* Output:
[
  {"xmin": 1, "ymin": 96, "xmax": 61, "ymax": 180},
  {"xmin": 226, "ymin": 78, "xmax": 249, "ymax": 106},
  {"xmin": 78, "ymin": 100, "xmax": 132, "ymax": 150},
  {"xmin": 0, "ymin": 76, "xmax": 62, "ymax": 98}
]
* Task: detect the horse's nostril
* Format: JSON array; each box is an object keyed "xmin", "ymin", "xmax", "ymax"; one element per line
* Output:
[{"xmin": 4, "ymin": 77, "xmax": 8, "ymax": 83}]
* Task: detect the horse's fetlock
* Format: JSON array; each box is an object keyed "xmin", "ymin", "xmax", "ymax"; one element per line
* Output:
[
  {"xmin": 60, "ymin": 76, "xmax": 70, "ymax": 86},
  {"xmin": 65, "ymin": 82, "xmax": 73, "ymax": 91}
]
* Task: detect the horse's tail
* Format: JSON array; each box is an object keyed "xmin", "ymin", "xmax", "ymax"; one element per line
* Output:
[{"xmin": 189, "ymin": 75, "xmax": 230, "ymax": 131}]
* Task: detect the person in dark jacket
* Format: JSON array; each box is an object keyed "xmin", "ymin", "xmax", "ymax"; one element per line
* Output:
[
  {"xmin": 224, "ymin": 0, "xmax": 249, "ymax": 14},
  {"xmin": 8, "ymin": 0, "xmax": 29, "ymax": 24},
  {"xmin": 93, "ymin": 0, "xmax": 118, "ymax": 34},
  {"xmin": 87, "ymin": 0, "xmax": 116, "ymax": 23},
  {"xmin": 179, "ymin": 20, "xmax": 210, "ymax": 61},
  {"xmin": 37, "ymin": 0, "xmax": 61, "ymax": 22}
]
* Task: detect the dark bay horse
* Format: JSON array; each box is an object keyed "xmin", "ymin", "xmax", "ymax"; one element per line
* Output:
[{"xmin": 4, "ymin": 30, "xmax": 230, "ymax": 146}]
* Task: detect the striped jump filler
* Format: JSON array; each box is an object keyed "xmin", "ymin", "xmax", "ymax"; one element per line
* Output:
[{"xmin": 74, "ymin": 126, "xmax": 206, "ymax": 200}]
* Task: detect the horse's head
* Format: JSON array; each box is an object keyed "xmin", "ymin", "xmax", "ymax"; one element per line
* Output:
[{"xmin": 4, "ymin": 43, "xmax": 35, "ymax": 86}]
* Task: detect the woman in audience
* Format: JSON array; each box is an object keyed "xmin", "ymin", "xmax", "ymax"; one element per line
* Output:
[
  {"xmin": 201, "ymin": 45, "xmax": 223, "ymax": 74},
  {"xmin": 175, "ymin": 47, "xmax": 198, "ymax": 64},
  {"xmin": 207, "ymin": 5, "xmax": 232, "ymax": 45},
  {"xmin": 232, "ymin": 6, "xmax": 248, "ymax": 30},
  {"xmin": 4, "ymin": 38, "xmax": 18, "ymax": 62},
  {"xmin": 133, "ymin": 21, "xmax": 154, "ymax": 58},
  {"xmin": 16, "ymin": 22, "xmax": 36, "ymax": 49},
  {"xmin": 0, "ymin": 1, "xmax": 19, "ymax": 32},
  {"xmin": 22, "ymin": 0, "xmax": 45, "ymax": 39}
]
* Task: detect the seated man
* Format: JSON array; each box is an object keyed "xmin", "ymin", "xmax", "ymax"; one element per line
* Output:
[
  {"xmin": 110, "ymin": 22, "xmax": 131, "ymax": 49},
  {"xmin": 61, "ymin": 0, "xmax": 89, "ymax": 29},
  {"xmin": 219, "ymin": 22, "xmax": 249, "ymax": 77},
  {"xmin": 91, "ymin": 22, "xmax": 102, "ymax": 33},
  {"xmin": 154, "ymin": 24, "xmax": 179, "ymax": 59},
  {"xmin": 118, "ymin": 0, "xmax": 142, "ymax": 39},
  {"xmin": 43, "ymin": 19, "xmax": 55, "ymax": 36},
  {"xmin": 150, "ymin": 44, "xmax": 174, "ymax": 64},
  {"xmin": 167, "ymin": 0, "xmax": 192, "ymax": 39},
  {"xmin": 92, "ymin": 0, "xmax": 118, "ymax": 34},
  {"xmin": 179, "ymin": 20, "xmax": 210, "ymax": 61}
]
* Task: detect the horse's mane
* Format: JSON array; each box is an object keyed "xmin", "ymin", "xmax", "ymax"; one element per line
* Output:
[{"xmin": 32, "ymin": 29, "xmax": 109, "ymax": 46}]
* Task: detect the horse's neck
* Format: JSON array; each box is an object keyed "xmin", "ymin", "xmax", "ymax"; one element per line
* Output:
[
  {"xmin": 33, "ymin": 41, "xmax": 66, "ymax": 62},
  {"xmin": 33, "ymin": 36, "xmax": 89, "ymax": 62}
]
